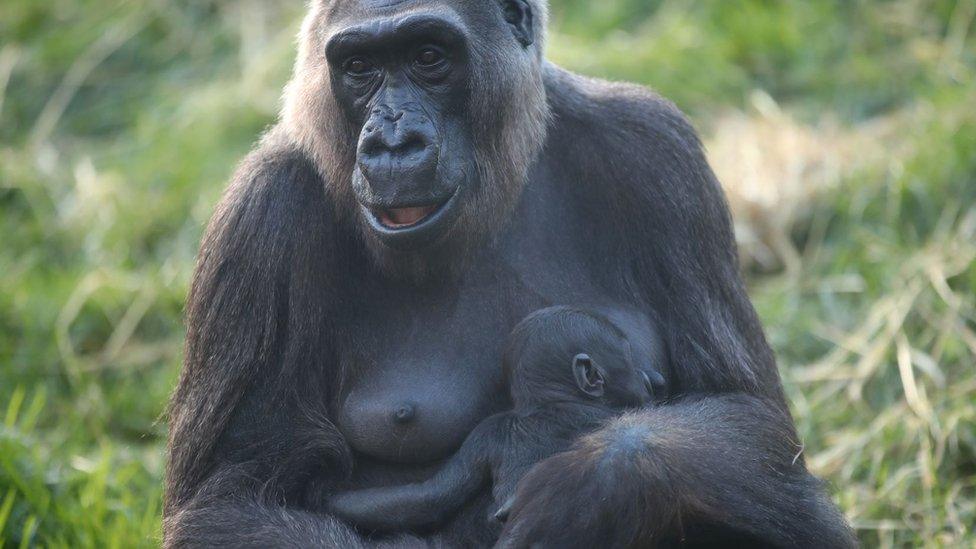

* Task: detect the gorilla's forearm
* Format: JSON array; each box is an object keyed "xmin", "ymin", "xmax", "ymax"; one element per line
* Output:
[
  {"xmin": 535, "ymin": 394, "xmax": 856, "ymax": 547},
  {"xmin": 164, "ymin": 463, "xmax": 430, "ymax": 549},
  {"xmin": 639, "ymin": 397, "xmax": 851, "ymax": 546},
  {"xmin": 164, "ymin": 491, "xmax": 428, "ymax": 549},
  {"xmin": 165, "ymin": 497, "xmax": 365, "ymax": 548}
]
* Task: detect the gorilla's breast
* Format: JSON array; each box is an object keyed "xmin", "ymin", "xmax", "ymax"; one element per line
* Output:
[
  {"xmin": 332, "ymin": 261, "xmax": 536, "ymax": 464},
  {"xmin": 337, "ymin": 360, "xmax": 500, "ymax": 463}
]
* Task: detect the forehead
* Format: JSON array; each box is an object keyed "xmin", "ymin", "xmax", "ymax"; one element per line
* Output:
[
  {"xmin": 326, "ymin": 0, "xmax": 459, "ymax": 24},
  {"xmin": 320, "ymin": 0, "xmax": 496, "ymax": 35},
  {"xmin": 362, "ymin": 0, "xmax": 428, "ymax": 7},
  {"xmin": 538, "ymin": 316, "xmax": 622, "ymax": 348}
]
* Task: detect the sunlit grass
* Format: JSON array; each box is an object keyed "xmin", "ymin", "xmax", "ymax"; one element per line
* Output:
[{"xmin": 1, "ymin": 1, "xmax": 973, "ymax": 547}]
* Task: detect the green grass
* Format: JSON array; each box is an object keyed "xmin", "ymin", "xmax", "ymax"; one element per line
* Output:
[{"xmin": 1, "ymin": 1, "xmax": 974, "ymax": 547}]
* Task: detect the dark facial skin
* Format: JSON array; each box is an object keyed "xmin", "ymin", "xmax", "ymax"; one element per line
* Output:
[
  {"xmin": 325, "ymin": 11, "xmax": 475, "ymax": 249},
  {"xmin": 327, "ymin": 307, "xmax": 666, "ymax": 534},
  {"xmin": 277, "ymin": 0, "xmax": 549, "ymax": 284},
  {"xmin": 164, "ymin": 0, "xmax": 856, "ymax": 547}
]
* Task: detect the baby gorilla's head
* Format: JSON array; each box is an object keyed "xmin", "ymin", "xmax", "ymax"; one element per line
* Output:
[{"xmin": 504, "ymin": 306, "xmax": 664, "ymax": 409}]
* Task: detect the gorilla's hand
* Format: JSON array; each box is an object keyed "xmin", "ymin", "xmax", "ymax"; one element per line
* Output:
[{"xmin": 493, "ymin": 425, "xmax": 674, "ymax": 549}]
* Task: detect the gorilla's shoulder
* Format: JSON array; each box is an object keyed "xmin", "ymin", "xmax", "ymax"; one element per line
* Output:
[
  {"xmin": 200, "ymin": 125, "xmax": 337, "ymax": 265},
  {"xmin": 227, "ymin": 127, "xmax": 323, "ymax": 202},
  {"xmin": 214, "ymin": 126, "xmax": 334, "ymax": 233},
  {"xmin": 543, "ymin": 64, "xmax": 708, "ymax": 183}
]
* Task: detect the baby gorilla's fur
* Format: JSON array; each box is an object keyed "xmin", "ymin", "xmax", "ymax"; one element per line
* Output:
[{"xmin": 328, "ymin": 306, "xmax": 666, "ymax": 534}]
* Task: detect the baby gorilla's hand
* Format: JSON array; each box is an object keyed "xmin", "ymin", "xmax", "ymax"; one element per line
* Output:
[
  {"xmin": 491, "ymin": 495, "xmax": 515, "ymax": 523},
  {"xmin": 328, "ymin": 484, "xmax": 446, "ymax": 534},
  {"xmin": 329, "ymin": 490, "xmax": 376, "ymax": 527}
]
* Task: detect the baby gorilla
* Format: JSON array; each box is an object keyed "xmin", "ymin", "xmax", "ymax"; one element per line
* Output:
[{"xmin": 329, "ymin": 306, "xmax": 667, "ymax": 533}]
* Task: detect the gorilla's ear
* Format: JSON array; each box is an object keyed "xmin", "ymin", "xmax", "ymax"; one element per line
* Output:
[
  {"xmin": 502, "ymin": 0, "xmax": 535, "ymax": 48},
  {"xmin": 572, "ymin": 353, "xmax": 605, "ymax": 398}
]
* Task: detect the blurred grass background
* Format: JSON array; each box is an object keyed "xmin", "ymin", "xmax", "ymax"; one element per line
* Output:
[{"xmin": 0, "ymin": 0, "xmax": 974, "ymax": 547}]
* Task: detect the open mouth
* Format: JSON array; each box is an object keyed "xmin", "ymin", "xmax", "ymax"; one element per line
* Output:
[
  {"xmin": 360, "ymin": 189, "xmax": 461, "ymax": 250},
  {"xmin": 367, "ymin": 191, "xmax": 457, "ymax": 233},
  {"xmin": 374, "ymin": 204, "xmax": 441, "ymax": 229}
]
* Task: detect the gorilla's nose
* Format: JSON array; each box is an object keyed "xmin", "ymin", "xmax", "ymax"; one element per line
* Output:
[{"xmin": 357, "ymin": 112, "xmax": 437, "ymax": 189}]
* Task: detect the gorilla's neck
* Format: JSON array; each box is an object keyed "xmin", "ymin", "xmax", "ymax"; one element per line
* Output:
[{"xmin": 358, "ymin": 222, "xmax": 506, "ymax": 285}]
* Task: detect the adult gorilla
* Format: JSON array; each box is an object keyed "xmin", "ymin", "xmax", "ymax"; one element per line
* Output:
[{"xmin": 164, "ymin": 0, "xmax": 855, "ymax": 547}]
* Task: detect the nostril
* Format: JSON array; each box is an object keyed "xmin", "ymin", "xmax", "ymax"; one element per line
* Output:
[
  {"xmin": 359, "ymin": 136, "xmax": 382, "ymax": 157},
  {"xmin": 395, "ymin": 136, "xmax": 428, "ymax": 159},
  {"xmin": 359, "ymin": 137, "xmax": 429, "ymax": 163}
]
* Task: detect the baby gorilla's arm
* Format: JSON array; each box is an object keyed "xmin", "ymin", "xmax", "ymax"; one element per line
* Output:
[{"xmin": 330, "ymin": 416, "xmax": 504, "ymax": 533}]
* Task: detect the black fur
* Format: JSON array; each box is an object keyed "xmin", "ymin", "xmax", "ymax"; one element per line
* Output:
[
  {"xmin": 496, "ymin": 394, "xmax": 854, "ymax": 548},
  {"xmin": 164, "ymin": 0, "xmax": 856, "ymax": 547}
]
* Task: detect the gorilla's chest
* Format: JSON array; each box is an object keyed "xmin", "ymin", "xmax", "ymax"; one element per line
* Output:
[
  {"xmin": 333, "ymin": 274, "xmax": 525, "ymax": 464},
  {"xmin": 332, "ymin": 252, "xmax": 605, "ymax": 465},
  {"xmin": 331, "ymin": 176, "xmax": 626, "ymax": 466}
]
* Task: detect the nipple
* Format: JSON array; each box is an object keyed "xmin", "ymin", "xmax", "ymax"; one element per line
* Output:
[{"xmin": 392, "ymin": 403, "xmax": 416, "ymax": 424}]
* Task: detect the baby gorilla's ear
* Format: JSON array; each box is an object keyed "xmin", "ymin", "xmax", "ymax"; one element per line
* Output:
[{"xmin": 572, "ymin": 353, "xmax": 605, "ymax": 398}]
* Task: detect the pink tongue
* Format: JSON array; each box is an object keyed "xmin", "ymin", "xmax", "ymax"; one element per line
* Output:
[{"xmin": 384, "ymin": 206, "xmax": 435, "ymax": 227}]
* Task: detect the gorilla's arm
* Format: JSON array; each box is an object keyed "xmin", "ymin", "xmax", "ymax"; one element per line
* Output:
[
  {"xmin": 497, "ymin": 395, "xmax": 855, "ymax": 548},
  {"xmin": 165, "ymin": 468, "xmax": 372, "ymax": 548},
  {"xmin": 329, "ymin": 416, "xmax": 502, "ymax": 533},
  {"xmin": 163, "ymin": 130, "xmax": 418, "ymax": 548},
  {"xmin": 498, "ymin": 69, "xmax": 855, "ymax": 547}
]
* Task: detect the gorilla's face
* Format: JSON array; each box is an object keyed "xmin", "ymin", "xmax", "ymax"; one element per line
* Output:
[
  {"xmin": 325, "ymin": 10, "xmax": 476, "ymax": 251},
  {"xmin": 286, "ymin": 0, "xmax": 549, "ymax": 275}
]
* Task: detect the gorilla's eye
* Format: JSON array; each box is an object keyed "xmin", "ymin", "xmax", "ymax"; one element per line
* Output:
[
  {"xmin": 344, "ymin": 57, "xmax": 375, "ymax": 76},
  {"xmin": 415, "ymin": 46, "xmax": 446, "ymax": 68}
]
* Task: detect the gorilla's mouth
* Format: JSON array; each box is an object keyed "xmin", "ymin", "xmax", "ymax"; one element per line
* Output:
[
  {"xmin": 375, "ymin": 204, "xmax": 441, "ymax": 229},
  {"xmin": 361, "ymin": 189, "xmax": 462, "ymax": 250}
]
